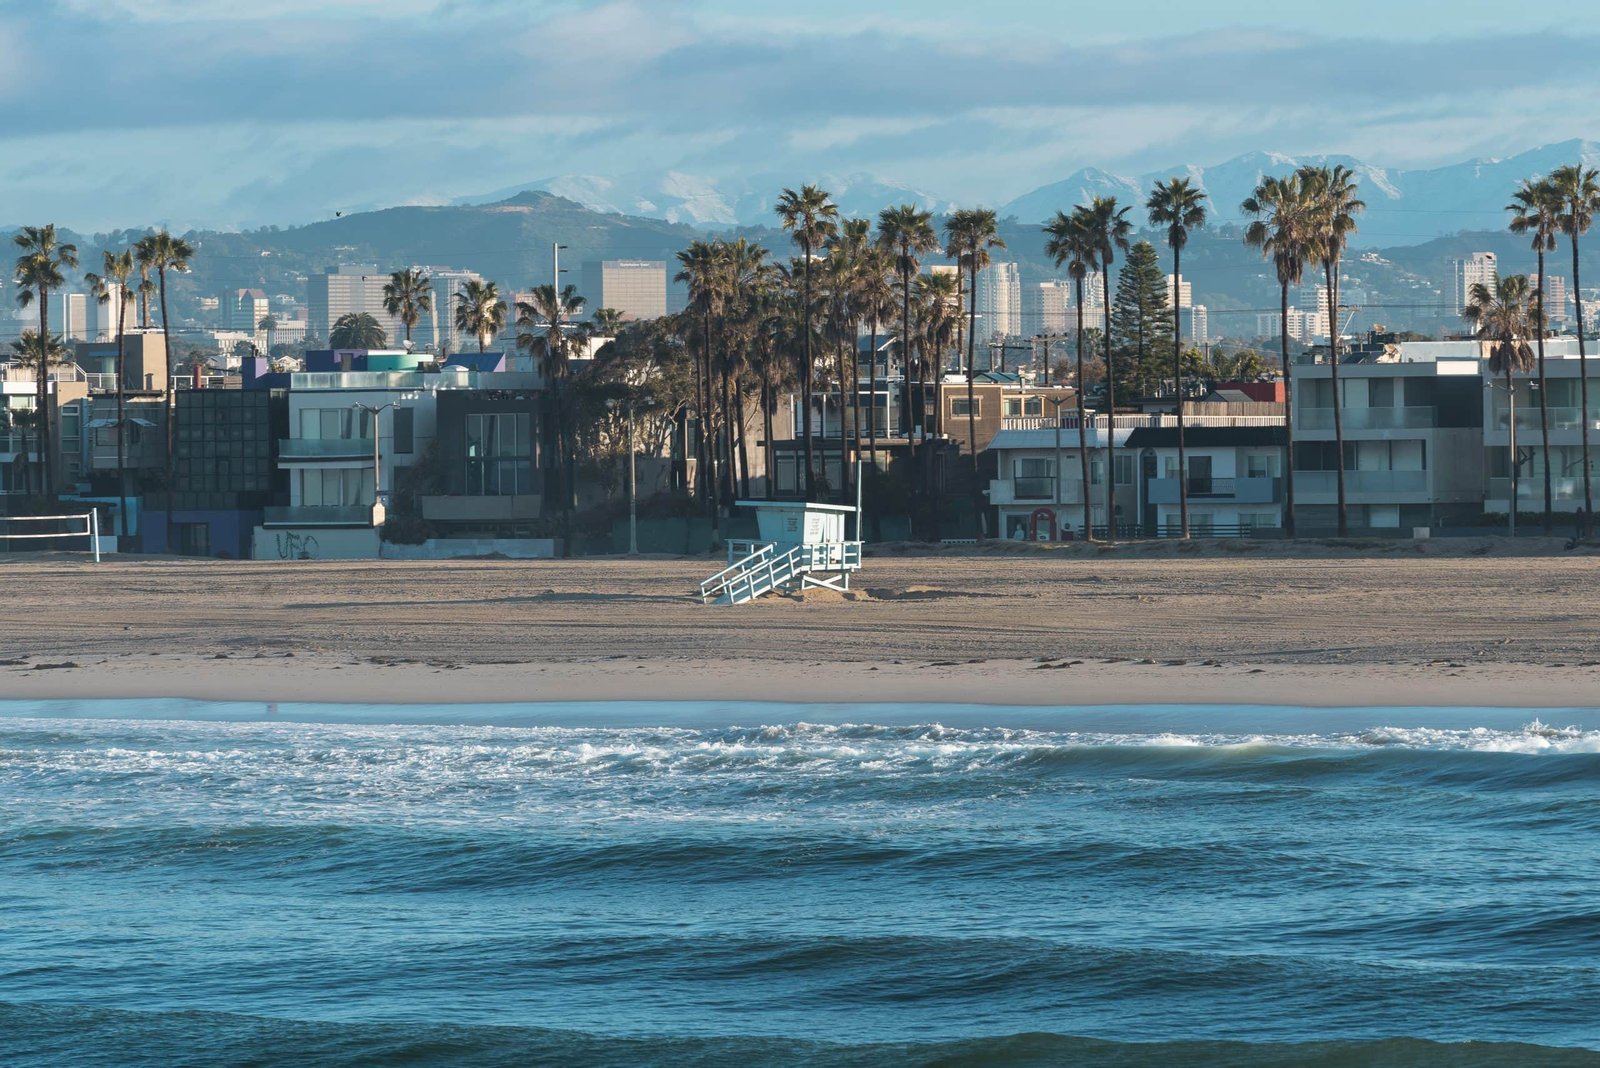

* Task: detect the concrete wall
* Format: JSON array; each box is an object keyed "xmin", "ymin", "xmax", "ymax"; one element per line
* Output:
[
  {"xmin": 380, "ymin": 538, "xmax": 559, "ymax": 560},
  {"xmin": 251, "ymin": 525, "xmax": 380, "ymax": 560}
]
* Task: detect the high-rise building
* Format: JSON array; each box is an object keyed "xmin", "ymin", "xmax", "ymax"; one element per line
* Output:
[
  {"xmin": 581, "ymin": 260, "xmax": 668, "ymax": 321},
  {"xmin": 60, "ymin": 292, "xmax": 88, "ymax": 341},
  {"xmin": 1038, "ymin": 280, "xmax": 1071, "ymax": 333},
  {"xmin": 1185, "ymin": 305, "xmax": 1209, "ymax": 345},
  {"xmin": 306, "ymin": 265, "xmax": 395, "ymax": 345},
  {"xmin": 1165, "ymin": 274, "xmax": 1193, "ymax": 310},
  {"xmin": 85, "ymin": 284, "xmax": 127, "ymax": 341},
  {"xmin": 1531, "ymin": 274, "xmax": 1570, "ymax": 322},
  {"xmin": 419, "ymin": 268, "xmax": 485, "ymax": 352},
  {"xmin": 1453, "ymin": 252, "xmax": 1498, "ymax": 314},
  {"xmin": 976, "ymin": 261, "xmax": 1022, "ymax": 341},
  {"xmin": 227, "ymin": 289, "xmax": 270, "ymax": 334}
]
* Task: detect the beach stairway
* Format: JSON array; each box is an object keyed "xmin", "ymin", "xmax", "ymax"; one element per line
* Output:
[{"xmin": 699, "ymin": 539, "xmax": 863, "ymax": 605}]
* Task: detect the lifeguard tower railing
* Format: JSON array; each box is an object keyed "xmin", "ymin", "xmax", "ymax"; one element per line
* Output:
[{"xmin": 699, "ymin": 500, "xmax": 863, "ymax": 605}]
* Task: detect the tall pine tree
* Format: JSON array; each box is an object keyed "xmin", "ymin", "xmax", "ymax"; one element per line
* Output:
[{"xmin": 1110, "ymin": 240, "xmax": 1173, "ymax": 399}]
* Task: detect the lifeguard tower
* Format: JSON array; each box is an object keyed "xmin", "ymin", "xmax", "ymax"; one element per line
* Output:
[{"xmin": 699, "ymin": 501, "xmax": 863, "ymax": 605}]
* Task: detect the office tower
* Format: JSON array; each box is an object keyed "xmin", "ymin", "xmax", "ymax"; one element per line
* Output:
[
  {"xmin": 1185, "ymin": 304, "xmax": 1209, "ymax": 345},
  {"xmin": 60, "ymin": 292, "xmax": 88, "ymax": 341},
  {"xmin": 1039, "ymin": 280, "xmax": 1071, "ymax": 333},
  {"xmin": 306, "ymin": 265, "xmax": 393, "ymax": 345},
  {"xmin": 581, "ymin": 260, "xmax": 668, "ymax": 322},
  {"xmin": 85, "ymin": 284, "xmax": 127, "ymax": 341},
  {"xmin": 1165, "ymin": 274, "xmax": 1193, "ymax": 309}
]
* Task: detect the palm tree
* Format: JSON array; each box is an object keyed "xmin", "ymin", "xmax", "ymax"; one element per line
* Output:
[
  {"xmin": 135, "ymin": 229, "xmax": 195, "ymax": 546},
  {"xmin": 855, "ymin": 244, "xmax": 897, "ymax": 472},
  {"xmin": 876, "ymin": 204, "xmax": 939, "ymax": 507},
  {"xmin": 591, "ymin": 307, "xmax": 626, "ymax": 337},
  {"xmin": 516, "ymin": 283, "xmax": 588, "ymax": 537},
  {"xmin": 453, "ymin": 279, "xmax": 506, "ymax": 353},
  {"xmin": 1242, "ymin": 173, "xmax": 1315, "ymax": 537},
  {"xmin": 13, "ymin": 225, "xmax": 79, "ymax": 494},
  {"xmin": 86, "ymin": 249, "xmax": 136, "ymax": 538},
  {"xmin": 824, "ymin": 220, "xmax": 873, "ymax": 503},
  {"xmin": 10, "ymin": 331, "xmax": 69, "ymax": 497},
  {"xmin": 259, "ymin": 314, "xmax": 278, "ymax": 354},
  {"xmin": 1083, "ymin": 197, "xmax": 1132, "ymax": 541},
  {"xmin": 1508, "ymin": 177, "xmax": 1562, "ymax": 533},
  {"xmin": 1044, "ymin": 207, "xmax": 1099, "ymax": 541},
  {"xmin": 944, "ymin": 208, "xmax": 1006, "ymax": 538},
  {"xmin": 383, "ymin": 268, "xmax": 432, "ymax": 346},
  {"xmin": 675, "ymin": 240, "xmax": 724, "ymax": 516},
  {"xmin": 775, "ymin": 186, "xmax": 839, "ymax": 500},
  {"xmin": 329, "ymin": 312, "xmax": 388, "ymax": 349},
  {"xmin": 1550, "ymin": 163, "xmax": 1600, "ymax": 532},
  {"xmin": 1146, "ymin": 178, "xmax": 1208, "ymax": 538},
  {"xmin": 1464, "ymin": 274, "xmax": 1538, "ymax": 536},
  {"xmin": 1298, "ymin": 164, "xmax": 1364, "ymax": 536}
]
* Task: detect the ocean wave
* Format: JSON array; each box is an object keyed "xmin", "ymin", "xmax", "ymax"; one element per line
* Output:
[{"xmin": 2, "ymin": 1003, "xmax": 1595, "ymax": 1068}]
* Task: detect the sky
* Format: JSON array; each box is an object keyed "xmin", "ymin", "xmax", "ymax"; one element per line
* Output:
[{"xmin": 2, "ymin": 0, "xmax": 1598, "ymax": 232}]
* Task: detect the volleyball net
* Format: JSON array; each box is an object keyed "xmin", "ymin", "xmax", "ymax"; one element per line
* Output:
[{"xmin": 0, "ymin": 511, "xmax": 102, "ymax": 562}]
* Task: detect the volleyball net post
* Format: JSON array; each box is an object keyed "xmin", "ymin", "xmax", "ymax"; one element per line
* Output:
[{"xmin": 0, "ymin": 510, "xmax": 103, "ymax": 562}]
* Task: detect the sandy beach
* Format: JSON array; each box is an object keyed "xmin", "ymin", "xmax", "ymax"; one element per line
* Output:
[{"xmin": 4, "ymin": 539, "xmax": 1600, "ymax": 708}]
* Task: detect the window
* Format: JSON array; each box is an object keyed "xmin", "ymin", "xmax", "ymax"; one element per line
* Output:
[
  {"xmin": 1246, "ymin": 453, "xmax": 1277, "ymax": 478},
  {"xmin": 1003, "ymin": 396, "xmax": 1044, "ymax": 417},
  {"xmin": 1013, "ymin": 457, "xmax": 1054, "ymax": 499},
  {"xmin": 393, "ymin": 408, "xmax": 414, "ymax": 454},
  {"xmin": 1114, "ymin": 455, "xmax": 1135, "ymax": 485},
  {"xmin": 950, "ymin": 397, "xmax": 978, "ymax": 417},
  {"xmin": 300, "ymin": 468, "xmax": 372, "ymax": 507},
  {"xmin": 464, "ymin": 412, "xmax": 534, "ymax": 496},
  {"xmin": 299, "ymin": 407, "xmax": 369, "ymax": 440}
]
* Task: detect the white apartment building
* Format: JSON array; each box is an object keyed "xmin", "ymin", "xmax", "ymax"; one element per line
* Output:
[
  {"xmin": 1038, "ymin": 280, "xmax": 1071, "ymax": 333},
  {"xmin": 977, "ymin": 261, "xmax": 1022, "ymax": 341},
  {"xmin": 1165, "ymin": 274, "xmax": 1192, "ymax": 309},
  {"xmin": 1453, "ymin": 252, "xmax": 1498, "ymax": 314}
]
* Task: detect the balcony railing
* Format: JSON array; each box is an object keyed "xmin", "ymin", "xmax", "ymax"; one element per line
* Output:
[
  {"xmin": 1490, "ymin": 406, "xmax": 1600, "ymax": 432},
  {"xmin": 989, "ymin": 478, "xmax": 1085, "ymax": 505},
  {"xmin": 1486, "ymin": 477, "xmax": 1598, "ymax": 502},
  {"xmin": 1147, "ymin": 476, "xmax": 1281, "ymax": 504},
  {"xmin": 1299, "ymin": 406, "xmax": 1436, "ymax": 431},
  {"xmin": 1000, "ymin": 413, "xmax": 1284, "ymax": 431},
  {"xmin": 278, "ymin": 437, "xmax": 374, "ymax": 460},
  {"xmin": 1295, "ymin": 469, "xmax": 1428, "ymax": 494},
  {"xmin": 263, "ymin": 504, "xmax": 375, "ymax": 526}
]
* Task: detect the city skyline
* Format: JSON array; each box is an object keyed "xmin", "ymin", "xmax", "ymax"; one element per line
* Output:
[{"xmin": 4, "ymin": 1, "xmax": 1600, "ymax": 230}]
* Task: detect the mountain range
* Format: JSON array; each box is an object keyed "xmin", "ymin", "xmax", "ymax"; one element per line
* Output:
[{"xmin": 462, "ymin": 140, "xmax": 1600, "ymax": 247}]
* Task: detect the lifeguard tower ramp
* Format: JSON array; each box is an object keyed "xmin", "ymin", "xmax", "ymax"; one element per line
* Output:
[{"xmin": 699, "ymin": 501, "xmax": 862, "ymax": 605}]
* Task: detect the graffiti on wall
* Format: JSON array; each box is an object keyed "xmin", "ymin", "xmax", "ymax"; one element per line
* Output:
[{"xmin": 274, "ymin": 532, "xmax": 320, "ymax": 560}]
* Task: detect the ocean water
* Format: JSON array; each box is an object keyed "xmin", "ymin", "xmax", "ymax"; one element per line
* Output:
[{"xmin": 1, "ymin": 699, "xmax": 1597, "ymax": 1067}]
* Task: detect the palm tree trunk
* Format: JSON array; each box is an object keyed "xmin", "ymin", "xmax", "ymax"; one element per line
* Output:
[
  {"xmin": 1327, "ymin": 260, "xmax": 1348, "ymax": 537},
  {"xmin": 848, "ymin": 326, "xmax": 862, "ymax": 506},
  {"xmin": 966, "ymin": 262, "xmax": 984, "ymax": 541},
  {"xmin": 115, "ymin": 290, "xmax": 129, "ymax": 540},
  {"xmin": 1173, "ymin": 246, "xmax": 1189, "ymax": 539},
  {"xmin": 1572, "ymin": 235, "xmax": 1592, "ymax": 536},
  {"xmin": 1101, "ymin": 264, "xmax": 1117, "ymax": 543},
  {"xmin": 801, "ymin": 241, "xmax": 817, "ymax": 501},
  {"xmin": 1281, "ymin": 281, "xmax": 1297, "ymax": 538},
  {"xmin": 762, "ymin": 373, "xmax": 777, "ymax": 499},
  {"xmin": 159, "ymin": 267, "xmax": 176, "ymax": 552},
  {"xmin": 1535, "ymin": 256, "xmax": 1552, "ymax": 535},
  {"xmin": 35, "ymin": 284, "xmax": 53, "ymax": 497},
  {"xmin": 902, "ymin": 267, "xmax": 916, "ymax": 473},
  {"xmin": 837, "ymin": 335, "xmax": 850, "ymax": 504},
  {"xmin": 1508, "ymin": 368, "xmax": 1518, "ymax": 538},
  {"xmin": 868, "ymin": 323, "xmax": 880, "ymax": 469},
  {"xmin": 1075, "ymin": 279, "xmax": 1094, "ymax": 542},
  {"xmin": 736, "ymin": 385, "xmax": 752, "ymax": 500}
]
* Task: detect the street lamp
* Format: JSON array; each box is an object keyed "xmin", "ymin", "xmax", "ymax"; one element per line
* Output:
[{"xmin": 351, "ymin": 391, "xmax": 418, "ymax": 521}]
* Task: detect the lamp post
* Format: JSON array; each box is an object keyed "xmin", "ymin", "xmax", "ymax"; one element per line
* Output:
[{"xmin": 351, "ymin": 392, "xmax": 417, "ymax": 523}]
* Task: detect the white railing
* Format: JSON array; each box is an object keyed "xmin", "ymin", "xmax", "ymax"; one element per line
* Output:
[
  {"xmin": 0, "ymin": 511, "xmax": 102, "ymax": 561},
  {"xmin": 1001, "ymin": 414, "xmax": 1285, "ymax": 431}
]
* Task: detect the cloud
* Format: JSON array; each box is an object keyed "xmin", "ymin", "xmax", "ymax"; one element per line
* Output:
[{"xmin": 3, "ymin": 1, "xmax": 1599, "ymax": 229}]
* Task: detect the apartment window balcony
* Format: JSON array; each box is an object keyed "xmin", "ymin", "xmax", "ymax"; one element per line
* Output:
[
  {"xmin": 989, "ymin": 478, "xmax": 1085, "ymax": 505},
  {"xmin": 278, "ymin": 437, "xmax": 374, "ymax": 461},
  {"xmin": 1147, "ymin": 476, "xmax": 1281, "ymax": 504},
  {"xmin": 1299, "ymin": 407, "xmax": 1436, "ymax": 431},
  {"xmin": 1294, "ymin": 469, "xmax": 1428, "ymax": 494},
  {"xmin": 1486, "ymin": 476, "xmax": 1596, "ymax": 502},
  {"xmin": 1491, "ymin": 406, "xmax": 1600, "ymax": 432}
]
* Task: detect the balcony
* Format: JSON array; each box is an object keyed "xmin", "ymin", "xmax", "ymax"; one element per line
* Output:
[
  {"xmin": 278, "ymin": 437, "xmax": 374, "ymax": 461},
  {"xmin": 989, "ymin": 478, "xmax": 1085, "ymax": 506},
  {"xmin": 1486, "ymin": 477, "xmax": 1597, "ymax": 503},
  {"xmin": 1295, "ymin": 469, "xmax": 1428, "ymax": 495},
  {"xmin": 1147, "ymin": 476, "xmax": 1281, "ymax": 504},
  {"xmin": 1490, "ymin": 406, "xmax": 1600, "ymax": 433},
  {"xmin": 1299, "ymin": 406, "xmax": 1436, "ymax": 431},
  {"xmin": 420, "ymin": 494, "xmax": 543, "ymax": 522},
  {"xmin": 263, "ymin": 504, "xmax": 377, "ymax": 527}
]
